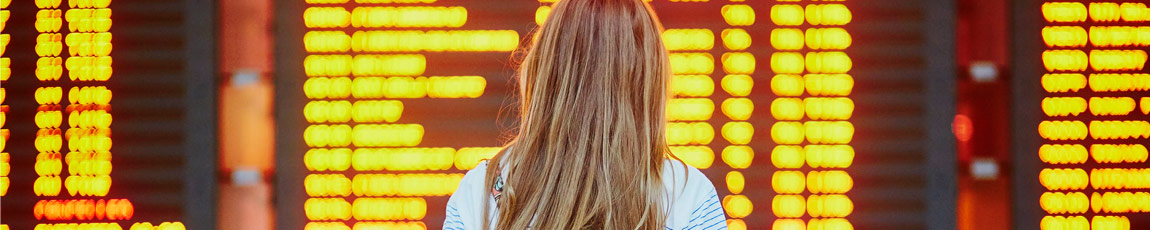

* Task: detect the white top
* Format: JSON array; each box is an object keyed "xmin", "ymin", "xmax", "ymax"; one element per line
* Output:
[{"xmin": 443, "ymin": 159, "xmax": 728, "ymax": 230}]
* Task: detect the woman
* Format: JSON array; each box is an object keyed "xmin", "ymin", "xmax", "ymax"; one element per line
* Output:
[{"xmin": 444, "ymin": 0, "xmax": 726, "ymax": 229}]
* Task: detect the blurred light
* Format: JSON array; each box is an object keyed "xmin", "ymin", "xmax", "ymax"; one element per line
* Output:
[
  {"xmin": 721, "ymin": 52, "xmax": 755, "ymax": 74},
  {"xmin": 771, "ymin": 74, "xmax": 804, "ymax": 97},
  {"xmin": 721, "ymin": 146, "xmax": 753, "ymax": 169},
  {"xmin": 1043, "ymin": 2, "xmax": 1088, "ymax": 23},
  {"xmin": 805, "ymin": 4, "xmax": 851, "ymax": 26},
  {"xmin": 1088, "ymin": 97, "xmax": 1135, "ymax": 116},
  {"xmin": 535, "ymin": 6, "xmax": 550, "ymax": 25},
  {"xmin": 721, "ymin": 5, "xmax": 755, "ymax": 26},
  {"xmin": 772, "ymin": 171, "xmax": 805, "ymax": 194},
  {"xmin": 1089, "ymin": 50, "xmax": 1147, "ymax": 71},
  {"xmin": 1088, "ymin": 120, "xmax": 1150, "ymax": 140},
  {"xmin": 1041, "ymin": 97, "xmax": 1087, "ymax": 117},
  {"xmin": 771, "ymin": 98, "xmax": 804, "ymax": 121},
  {"xmin": 1087, "ymin": 74, "xmax": 1150, "ymax": 92},
  {"xmin": 1089, "ymin": 168, "xmax": 1150, "ymax": 190},
  {"xmin": 1042, "ymin": 50, "xmax": 1089, "ymax": 72},
  {"xmin": 1041, "ymin": 216, "xmax": 1091, "ymax": 230},
  {"xmin": 806, "ymin": 194, "xmax": 852, "ymax": 218},
  {"xmin": 806, "ymin": 28, "xmax": 851, "ymax": 50},
  {"xmin": 454, "ymin": 147, "xmax": 499, "ymax": 170},
  {"xmin": 722, "ymin": 195, "xmax": 753, "ymax": 218},
  {"xmin": 351, "ymin": 174, "xmax": 462, "ymax": 197},
  {"xmin": 1038, "ymin": 120, "xmax": 1089, "ymax": 141},
  {"xmin": 1040, "ymin": 192, "xmax": 1089, "ymax": 214},
  {"xmin": 726, "ymin": 171, "xmax": 745, "ymax": 194},
  {"xmin": 667, "ymin": 98, "xmax": 715, "ymax": 121},
  {"xmin": 352, "ymin": 55, "xmax": 427, "ymax": 76},
  {"xmin": 805, "ymin": 145, "xmax": 854, "ymax": 168},
  {"xmin": 720, "ymin": 75, "xmax": 752, "ymax": 97},
  {"xmin": 804, "ymin": 121, "xmax": 854, "ymax": 144},
  {"xmin": 806, "ymin": 52, "xmax": 852, "ymax": 74},
  {"xmin": 721, "ymin": 98, "xmax": 753, "ymax": 121},
  {"xmin": 808, "ymin": 218, "xmax": 854, "ymax": 230},
  {"xmin": 770, "ymin": 52, "xmax": 804, "ymax": 74},
  {"xmin": 771, "ymin": 122, "xmax": 805, "ymax": 145},
  {"xmin": 663, "ymin": 29, "xmax": 714, "ymax": 51},
  {"xmin": 304, "ymin": 7, "xmax": 351, "ymax": 28},
  {"xmin": 350, "ymin": 30, "xmax": 519, "ymax": 52},
  {"xmin": 805, "ymin": 74, "xmax": 853, "ymax": 96},
  {"xmin": 350, "ymin": 148, "xmax": 453, "ymax": 171},
  {"xmin": 772, "ymin": 195, "xmax": 804, "ymax": 218},
  {"xmin": 1039, "ymin": 144, "xmax": 1089, "ymax": 164},
  {"xmin": 349, "ymin": 7, "xmax": 467, "ymax": 28},
  {"xmin": 771, "ymin": 145, "xmax": 804, "ymax": 169},
  {"xmin": 669, "ymin": 146, "xmax": 714, "ymax": 169},
  {"xmin": 672, "ymin": 75, "xmax": 715, "ymax": 97},
  {"xmin": 770, "ymin": 28, "xmax": 804, "ymax": 50},
  {"xmin": 669, "ymin": 53, "xmax": 715, "ymax": 75},
  {"xmin": 1043, "ymin": 26, "xmax": 1087, "ymax": 48},
  {"xmin": 1090, "ymin": 2, "xmax": 1121, "ymax": 22},
  {"xmin": 1038, "ymin": 168, "xmax": 1089, "ymax": 190},
  {"xmin": 806, "ymin": 170, "xmax": 852, "ymax": 194},
  {"xmin": 721, "ymin": 29, "xmax": 751, "ymax": 50},
  {"xmin": 305, "ymin": 198, "xmax": 353, "ymax": 221},
  {"xmin": 1041, "ymin": 74, "xmax": 1087, "ymax": 93},
  {"xmin": 805, "ymin": 97, "xmax": 860, "ymax": 119},
  {"xmin": 666, "ymin": 122, "xmax": 715, "ymax": 145},
  {"xmin": 770, "ymin": 5, "xmax": 804, "ymax": 26},
  {"xmin": 1089, "ymin": 144, "xmax": 1148, "ymax": 164}
]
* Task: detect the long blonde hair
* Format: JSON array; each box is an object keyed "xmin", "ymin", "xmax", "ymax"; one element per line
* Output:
[{"xmin": 484, "ymin": 0, "xmax": 673, "ymax": 229}]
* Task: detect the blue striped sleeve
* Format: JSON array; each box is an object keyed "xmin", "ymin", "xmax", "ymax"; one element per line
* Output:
[
  {"xmin": 684, "ymin": 188, "xmax": 727, "ymax": 230},
  {"xmin": 443, "ymin": 203, "xmax": 467, "ymax": 229}
]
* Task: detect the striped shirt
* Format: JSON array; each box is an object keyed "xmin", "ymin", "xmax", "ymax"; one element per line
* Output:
[{"xmin": 443, "ymin": 159, "xmax": 728, "ymax": 230}]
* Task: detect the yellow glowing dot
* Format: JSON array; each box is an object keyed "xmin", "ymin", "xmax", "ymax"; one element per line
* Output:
[
  {"xmin": 672, "ymin": 75, "xmax": 715, "ymax": 97},
  {"xmin": 349, "ymin": 6, "xmax": 467, "ymax": 28},
  {"xmin": 1041, "ymin": 74, "xmax": 1087, "ymax": 93},
  {"xmin": 806, "ymin": 52, "xmax": 852, "ymax": 74},
  {"xmin": 808, "ymin": 218, "xmax": 854, "ymax": 230},
  {"xmin": 806, "ymin": 28, "xmax": 852, "ymax": 50},
  {"xmin": 721, "ymin": 98, "xmax": 753, "ymax": 121},
  {"xmin": 663, "ymin": 29, "xmax": 715, "ymax": 51},
  {"xmin": 772, "ymin": 194, "xmax": 805, "ymax": 218},
  {"xmin": 721, "ymin": 75, "xmax": 752, "ymax": 97},
  {"xmin": 721, "ymin": 122, "xmax": 753, "ymax": 145},
  {"xmin": 1043, "ymin": 2, "xmax": 1088, "ymax": 23},
  {"xmin": 771, "ymin": 98, "xmax": 805, "ymax": 121},
  {"xmin": 806, "ymin": 170, "xmax": 853, "ymax": 194},
  {"xmin": 772, "ymin": 170, "xmax": 805, "ymax": 194},
  {"xmin": 721, "ymin": 52, "xmax": 755, "ymax": 74},
  {"xmin": 721, "ymin": 5, "xmax": 755, "ymax": 26},
  {"xmin": 1090, "ymin": 2, "xmax": 1121, "ymax": 22},
  {"xmin": 670, "ymin": 146, "xmax": 714, "ymax": 169},
  {"xmin": 725, "ymin": 171, "xmax": 745, "ymax": 194},
  {"xmin": 1042, "ymin": 50, "xmax": 1089, "ymax": 72},
  {"xmin": 670, "ymin": 53, "xmax": 715, "ymax": 75},
  {"xmin": 668, "ymin": 98, "xmax": 715, "ymax": 121},
  {"xmin": 771, "ymin": 5, "xmax": 804, "ymax": 26},
  {"xmin": 722, "ymin": 29, "xmax": 751, "ymax": 50},
  {"xmin": 721, "ymin": 146, "xmax": 753, "ymax": 169},
  {"xmin": 771, "ymin": 52, "xmax": 804, "ymax": 74},
  {"xmin": 771, "ymin": 145, "xmax": 804, "ymax": 169},
  {"xmin": 807, "ymin": 194, "xmax": 853, "ymax": 218},
  {"xmin": 805, "ymin": 4, "xmax": 852, "ymax": 26},
  {"xmin": 535, "ymin": 6, "xmax": 551, "ymax": 25},
  {"xmin": 722, "ymin": 195, "xmax": 753, "ymax": 218},
  {"xmin": 771, "ymin": 28, "xmax": 804, "ymax": 50},
  {"xmin": 726, "ymin": 220, "xmax": 747, "ymax": 230}
]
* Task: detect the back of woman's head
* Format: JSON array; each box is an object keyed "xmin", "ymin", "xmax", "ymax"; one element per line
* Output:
[{"xmin": 487, "ymin": 0, "xmax": 672, "ymax": 229}]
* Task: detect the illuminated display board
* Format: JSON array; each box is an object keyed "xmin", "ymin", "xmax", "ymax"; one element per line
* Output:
[
  {"xmin": 278, "ymin": 0, "xmax": 970, "ymax": 230},
  {"xmin": 1, "ymin": 0, "xmax": 215, "ymax": 229},
  {"xmin": 1038, "ymin": 1, "xmax": 1150, "ymax": 230}
]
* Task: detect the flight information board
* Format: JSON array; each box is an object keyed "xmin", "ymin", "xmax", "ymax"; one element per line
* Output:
[
  {"xmin": 1, "ymin": 0, "xmax": 215, "ymax": 229},
  {"xmin": 286, "ymin": 0, "xmax": 859, "ymax": 229},
  {"xmin": 1038, "ymin": 1, "xmax": 1150, "ymax": 230}
]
